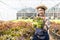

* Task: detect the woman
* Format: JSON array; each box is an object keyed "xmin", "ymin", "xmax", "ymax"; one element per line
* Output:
[{"xmin": 32, "ymin": 4, "xmax": 50, "ymax": 40}]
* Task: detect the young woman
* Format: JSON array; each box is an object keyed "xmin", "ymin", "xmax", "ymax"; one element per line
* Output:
[{"xmin": 32, "ymin": 5, "xmax": 50, "ymax": 40}]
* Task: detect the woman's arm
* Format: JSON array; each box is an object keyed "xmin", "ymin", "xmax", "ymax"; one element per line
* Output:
[{"xmin": 44, "ymin": 17, "xmax": 50, "ymax": 30}]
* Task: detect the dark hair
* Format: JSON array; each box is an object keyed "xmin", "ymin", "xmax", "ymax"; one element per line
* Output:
[
  {"xmin": 41, "ymin": 8, "xmax": 45, "ymax": 10},
  {"xmin": 38, "ymin": 14, "xmax": 40, "ymax": 16}
]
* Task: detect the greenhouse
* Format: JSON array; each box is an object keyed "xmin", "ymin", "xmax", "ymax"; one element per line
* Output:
[
  {"xmin": 0, "ymin": 0, "xmax": 60, "ymax": 40},
  {"xmin": 46, "ymin": 2, "xmax": 60, "ymax": 19},
  {"xmin": 17, "ymin": 7, "xmax": 37, "ymax": 19}
]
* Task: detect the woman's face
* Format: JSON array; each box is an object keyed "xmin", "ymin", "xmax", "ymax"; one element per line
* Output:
[{"xmin": 37, "ymin": 8, "xmax": 45, "ymax": 16}]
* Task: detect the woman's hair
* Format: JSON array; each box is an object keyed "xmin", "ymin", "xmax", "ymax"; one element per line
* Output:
[
  {"xmin": 40, "ymin": 7, "xmax": 45, "ymax": 11},
  {"xmin": 38, "ymin": 14, "xmax": 40, "ymax": 16}
]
